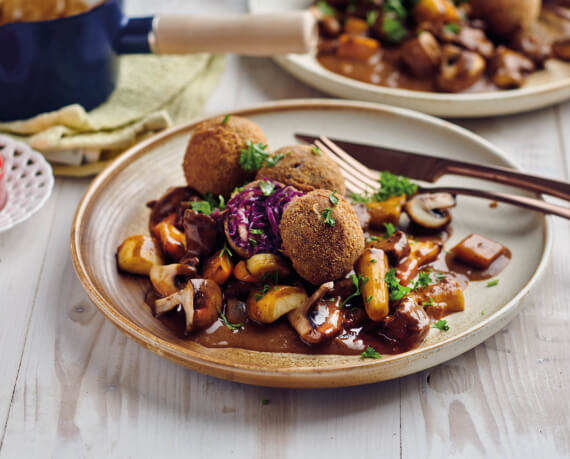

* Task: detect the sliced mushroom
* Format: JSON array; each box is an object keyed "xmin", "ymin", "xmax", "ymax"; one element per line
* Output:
[
  {"xmin": 247, "ymin": 285, "xmax": 308, "ymax": 324},
  {"xmin": 117, "ymin": 235, "xmax": 164, "ymax": 276},
  {"xmin": 401, "ymin": 32, "xmax": 442, "ymax": 78},
  {"xmin": 287, "ymin": 282, "xmax": 343, "ymax": 344},
  {"xmin": 489, "ymin": 46, "xmax": 535, "ymax": 89},
  {"xmin": 155, "ymin": 282, "xmax": 195, "ymax": 332},
  {"xmin": 149, "ymin": 263, "xmax": 197, "ymax": 297},
  {"xmin": 511, "ymin": 31, "xmax": 551, "ymax": 67},
  {"xmin": 154, "ymin": 279, "xmax": 221, "ymax": 333},
  {"xmin": 436, "ymin": 45, "xmax": 486, "ymax": 93},
  {"xmin": 405, "ymin": 193, "xmax": 456, "ymax": 230}
]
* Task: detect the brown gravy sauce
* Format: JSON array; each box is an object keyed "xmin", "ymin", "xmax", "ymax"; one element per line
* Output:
[
  {"xmin": 317, "ymin": 48, "xmax": 498, "ymax": 93},
  {"xmin": 144, "ymin": 225, "xmax": 511, "ymax": 356}
]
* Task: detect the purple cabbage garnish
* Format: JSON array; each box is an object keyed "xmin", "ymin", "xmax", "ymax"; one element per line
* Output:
[{"xmin": 224, "ymin": 179, "xmax": 304, "ymax": 256}]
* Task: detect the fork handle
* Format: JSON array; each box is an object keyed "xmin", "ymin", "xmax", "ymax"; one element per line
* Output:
[
  {"xmin": 443, "ymin": 162, "xmax": 570, "ymax": 201},
  {"xmin": 423, "ymin": 186, "xmax": 570, "ymax": 219}
]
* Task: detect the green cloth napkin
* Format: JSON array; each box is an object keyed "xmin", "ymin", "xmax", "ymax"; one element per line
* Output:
[{"xmin": 0, "ymin": 53, "xmax": 224, "ymax": 176}]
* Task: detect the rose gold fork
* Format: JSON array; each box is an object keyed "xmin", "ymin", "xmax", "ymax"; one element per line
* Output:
[{"xmin": 313, "ymin": 136, "xmax": 570, "ymax": 220}]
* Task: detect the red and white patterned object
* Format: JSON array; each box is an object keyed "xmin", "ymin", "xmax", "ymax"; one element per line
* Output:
[{"xmin": 0, "ymin": 136, "xmax": 54, "ymax": 232}]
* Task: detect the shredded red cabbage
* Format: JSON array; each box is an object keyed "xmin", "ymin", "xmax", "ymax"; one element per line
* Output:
[{"xmin": 224, "ymin": 179, "xmax": 304, "ymax": 256}]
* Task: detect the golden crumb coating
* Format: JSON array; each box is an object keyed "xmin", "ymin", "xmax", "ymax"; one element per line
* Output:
[
  {"xmin": 257, "ymin": 144, "xmax": 346, "ymax": 195},
  {"xmin": 183, "ymin": 115, "xmax": 267, "ymax": 198},
  {"xmin": 280, "ymin": 189, "xmax": 364, "ymax": 284}
]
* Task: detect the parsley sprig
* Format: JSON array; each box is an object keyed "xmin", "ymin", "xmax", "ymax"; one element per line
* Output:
[
  {"xmin": 385, "ymin": 268, "xmax": 411, "ymax": 301},
  {"xmin": 341, "ymin": 273, "xmax": 369, "ymax": 307},
  {"xmin": 259, "ymin": 180, "xmax": 275, "ymax": 196},
  {"xmin": 361, "ymin": 345, "xmax": 382, "ymax": 359},
  {"xmin": 190, "ymin": 193, "xmax": 225, "ymax": 215},
  {"xmin": 384, "ymin": 222, "xmax": 396, "ymax": 238},
  {"xmin": 217, "ymin": 308, "xmax": 242, "ymax": 331},
  {"xmin": 239, "ymin": 141, "xmax": 284, "ymax": 172},
  {"xmin": 432, "ymin": 319, "xmax": 450, "ymax": 331},
  {"xmin": 350, "ymin": 171, "xmax": 417, "ymax": 203},
  {"xmin": 321, "ymin": 208, "xmax": 336, "ymax": 227},
  {"xmin": 219, "ymin": 242, "xmax": 232, "ymax": 260}
]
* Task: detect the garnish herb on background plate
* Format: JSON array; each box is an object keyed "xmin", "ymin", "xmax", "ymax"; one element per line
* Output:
[
  {"xmin": 221, "ymin": 114, "xmax": 230, "ymax": 125},
  {"xmin": 487, "ymin": 279, "xmax": 499, "ymax": 287},
  {"xmin": 350, "ymin": 171, "xmax": 417, "ymax": 203},
  {"xmin": 311, "ymin": 146, "xmax": 322, "ymax": 156}
]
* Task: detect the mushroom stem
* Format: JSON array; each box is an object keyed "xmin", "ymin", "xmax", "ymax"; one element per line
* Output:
[{"xmin": 155, "ymin": 283, "xmax": 195, "ymax": 332}]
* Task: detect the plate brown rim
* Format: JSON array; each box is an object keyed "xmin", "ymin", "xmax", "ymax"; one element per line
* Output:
[{"xmin": 70, "ymin": 99, "xmax": 552, "ymax": 387}]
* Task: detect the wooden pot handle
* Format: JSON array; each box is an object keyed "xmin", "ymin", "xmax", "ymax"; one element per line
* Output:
[{"xmin": 150, "ymin": 11, "xmax": 317, "ymax": 56}]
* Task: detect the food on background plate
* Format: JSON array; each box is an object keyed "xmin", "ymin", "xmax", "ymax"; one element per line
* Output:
[
  {"xmin": 0, "ymin": 0, "xmax": 106, "ymax": 25},
  {"xmin": 116, "ymin": 115, "xmax": 511, "ymax": 357},
  {"xmin": 312, "ymin": 0, "xmax": 570, "ymax": 93}
]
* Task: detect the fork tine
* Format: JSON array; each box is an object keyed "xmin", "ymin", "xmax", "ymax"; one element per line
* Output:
[
  {"xmin": 320, "ymin": 136, "xmax": 380, "ymax": 182},
  {"xmin": 315, "ymin": 140, "xmax": 379, "ymax": 191}
]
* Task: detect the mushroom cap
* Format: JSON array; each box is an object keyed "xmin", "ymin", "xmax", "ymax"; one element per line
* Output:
[
  {"xmin": 468, "ymin": 0, "xmax": 540, "ymax": 39},
  {"xmin": 183, "ymin": 115, "xmax": 267, "ymax": 198},
  {"xmin": 405, "ymin": 192, "xmax": 455, "ymax": 229},
  {"xmin": 280, "ymin": 189, "xmax": 365, "ymax": 284},
  {"xmin": 256, "ymin": 144, "xmax": 346, "ymax": 195}
]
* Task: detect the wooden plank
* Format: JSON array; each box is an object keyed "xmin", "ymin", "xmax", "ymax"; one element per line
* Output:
[
  {"xmin": 401, "ymin": 105, "xmax": 570, "ymax": 458},
  {"xmin": 0, "ymin": 181, "xmax": 62, "ymax": 440}
]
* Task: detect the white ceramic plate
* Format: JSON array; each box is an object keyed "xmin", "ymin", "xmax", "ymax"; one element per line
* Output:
[
  {"xmin": 249, "ymin": 0, "xmax": 570, "ymax": 118},
  {"xmin": 0, "ymin": 136, "xmax": 54, "ymax": 232},
  {"xmin": 71, "ymin": 100, "xmax": 551, "ymax": 388}
]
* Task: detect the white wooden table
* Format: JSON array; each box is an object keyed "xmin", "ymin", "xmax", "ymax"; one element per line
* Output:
[{"xmin": 0, "ymin": 1, "xmax": 568, "ymax": 457}]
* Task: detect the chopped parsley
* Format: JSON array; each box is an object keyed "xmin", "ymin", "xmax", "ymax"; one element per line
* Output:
[
  {"xmin": 259, "ymin": 180, "xmax": 275, "ymax": 196},
  {"xmin": 366, "ymin": 9, "xmax": 379, "ymax": 26},
  {"xmin": 412, "ymin": 271, "xmax": 432, "ymax": 291},
  {"xmin": 382, "ymin": 15, "xmax": 407, "ymax": 43},
  {"xmin": 350, "ymin": 171, "xmax": 417, "ymax": 203},
  {"xmin": 265, "ymin": 153, "xmax": 285, "ymax": 168},
  {"xmin": 255, "ymin": 284, "xmax": 272, "ymax": 301},
  {"xmin": 217, "ymin": 308, "xmax": 242, "ymax": 331},
  {"xmin": 329, "ymin": 190, "xmax": 339, "ymax": 206},
  {"xmin": 311, "ymin": 146, "xmax": 322, "ymax": 156},
  {"xmin": 432, "ymin": 319, "xmax": 450, "ymax": 331},
  {"xmin": 239, "ymin": 141, "xmax": 283, "ymax": 171},
  {"xmin": 487, "ymin": 279, "xmax": 499, "ymax": 287},
  {"xmin": 191, "ymin": 192, "xmax": 225, "ymax": 215},
  {"xmin": 341, "ymin": 273, "xmax": 369, "ymax": 308},
  {"xmin": 423, "ymin": 296, "xmax": 434, "ymax": 307},
  {"xmin": 249, "ymin": 238, "xmax": 258, "ymax": 247},
  {"xmin": 385, "ymin": 268, "xmax": 411, "ymax": 301},
  {"xmin": 366, "ymin": 295, "xmax": 373, "ymax": 303},
  {"xmin": 361, "ymin": 345, "xmax": 382, "ymax": 359},
  {"xmin": 370, "ymin": 258, "xmax": 377, "ymax": 264},
  {"xmin": 219, "ymin": 242, "xmax": 233, "ymax": 260},
  {"xmin": 436, "ymin": 273, "xmax": 446, "ymax": 282},
  {"xmin": 384, "ymin": 222, "xmax": 396, "ymax": 238},
  {"xmin": 232, "ymin": 185, "xmax": 244, "ymax": 195},
  {"xmin": 383, "ymin": 0, "xmax": 408, "ymax": 19},
  {"xmin": 221, "ymin": 114, "xmax": 230, "ymax": 125},
  {"xmin": 443, "ymin": 23, "xmax": 461, "ymax": 34},
  {"xmin": 366, "ymin": 235, "xmax": 380, "ymax": 243},
  {"xmin": 250, "ymin": 229, "xmax": 264, "ymax": 235},
  {"xmin": 316, "ymin": 0, "xmax": 336, "ymax": 16},
  {"xmin": 321, "ymin": 208, "xmax": 336, "ymax": 227}
]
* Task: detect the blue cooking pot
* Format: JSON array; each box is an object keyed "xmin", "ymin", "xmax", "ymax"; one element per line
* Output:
[
  {"xmin": 0, "ymin": 2, "xmax": 315, "ymax": 121},
  {"xmin": 0, "ymin": 0, "xmax": 155, "ymax": 121}
]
